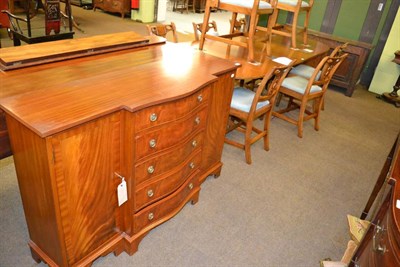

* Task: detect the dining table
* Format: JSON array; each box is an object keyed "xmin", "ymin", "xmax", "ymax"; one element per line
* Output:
[{"xmin": 192, "ymin": 32, "xmax": 331, "ymax": 81}]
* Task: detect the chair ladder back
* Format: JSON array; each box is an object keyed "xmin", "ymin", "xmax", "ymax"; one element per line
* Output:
[
  {"xmin": 147, "ymin": 22, "xmax": 178, "ymax": 43},
  {"xmin": 319, "ymin": 53, "xmax": 348, "ymax": 92},
  {"xmin": 253, "ymin": 61, "xmax": 295, "ymax": 116}
]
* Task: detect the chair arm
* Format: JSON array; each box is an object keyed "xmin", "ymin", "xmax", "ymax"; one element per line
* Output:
[{"xmin": 1, "ymin": 10, "xmax": 27, "ymax": 34}]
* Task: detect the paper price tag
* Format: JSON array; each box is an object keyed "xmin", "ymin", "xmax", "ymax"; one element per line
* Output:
[{"xmin": 117, "ymin": 179, "xmax": 128, "ymax": 206}]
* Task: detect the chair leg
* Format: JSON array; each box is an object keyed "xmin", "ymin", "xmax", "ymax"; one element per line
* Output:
[
  {"xmin": 275, "ymin": 92, "xmax": 283, "ymax": 107},
  {"xmin": 263, "ymin": 113, "xmax": 272, "ymax": 151},
  {"xmin": 303, "ymin": 10, "xmax": 311, "ymax": 45},
  {"xmin": 244, "ymin": 121, "xmax": 253, "ymax": 164},
  {"xmin": 247, "ymin": 15, "xmax": 258, "ymax": 62},
  {"xmin": 230, "ymin": 13, "xmax": 238, "ymax": 33},
  {"xmin": 199, "ymin": 2, "xmax": 212, "ymax": 50},
  {"xmin": 291, "ymin": 11, "xmax": 299, "ymax": 48},
  {"xmin": 314, "ymin": 98, "xmax": 322, "ymax": 131},
  {"xmin": 297, "ymin": 101, "xmax": 307, "ymax": 138}
]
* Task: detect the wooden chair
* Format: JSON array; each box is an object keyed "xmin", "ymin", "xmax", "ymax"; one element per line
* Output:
[
  {"xmin": 173, "ymin": 0, "xmax": 195, "ymax": 13},
  {"xmin": 272, "ymin": 53, "xmax": 348, "ymax": 138},
  {"xmin": 225, "ymin": 60, "xmax": 295, "ymax": 164},
  {"xmin": 281, "ymin": 42, "xmax": 348, "ymax": 110},
  {"xmin": 271, "ymin": 0, "xmax": 314, "ymax": 48},
  {"xmin": 231, "ymin": 17, "xmax": 247, "ymax": 33},
  {"xmin": 192, "ymin": 20, "xmax": 218, "ymax": 41},
  {"xmin": 147, "ymin": 22, "xmax": 178, "ymax": 43},
  {"xmin": 199, "ymin": 0, "xmax": 277, "ymax": 63},
  {"xmin": 290, "ymin": 42, "xmax": 348, "ymax": 79}
]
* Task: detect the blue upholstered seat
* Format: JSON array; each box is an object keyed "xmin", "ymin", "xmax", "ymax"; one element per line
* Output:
[
  {"xmin": 220, "ymin": 0, "xmax": 273, "ymax": 9},
  {"xmin": 278, "ymin": 0, "xmax": 310, "ymax": 7},
  {"xmin": 281, "ymin": 76, "xmax": 322, "ymax": 94},
  {"xmin": 231, "ymin": 87, "xmax": 270, "ymax": 112},
  {"xmin": 290, "ymin": 64, "xmax": 321, "ymax": 80}
]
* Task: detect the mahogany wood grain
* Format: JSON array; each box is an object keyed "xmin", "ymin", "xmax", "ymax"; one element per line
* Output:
[
  {"xmin": 0, "ymin": 35, "xmax": 239, "ymax": 266},
  {"xmin": 200, "ymin": 71, "xmax": 236, "ymax": 182},
  {"xmin": 6, "ymin": 114, "xmax": 68, "ymax": 266},
  {"xmin": 50, "ymin": 112, "xmax": 122, "ymax": 265},
  {"xmin": 195, "ymin": 33, "xmax": 330, "ymax": 80},
  {"xmin": 134, "ymin": 109, "xmax": 207, "ymax": 160},
  {"xmin": 133, "ymin": 173, "xmax": 200, "ymax": 234},
  {"xmin": 134, "ymin": 132, "xmax": 204, "ymax": 186},
  {"xmin": 133, "ymin": 86, "xmax": 210, "ymax": 131},
  {"xmin": 0, "ymin": 31, "xmax": 159, "ymax": 70},
  {"xmin": 134, "ymin": 150, "xmax": 202, "ymax": 211},
  {"xmin": 0, "ymin": 43, "xmax": 236, "ymax": 137}
]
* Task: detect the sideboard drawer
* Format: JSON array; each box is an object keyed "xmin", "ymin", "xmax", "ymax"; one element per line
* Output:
[
  {"xmin": 134, "ymin": 87, "xmax": 210, "ymax": 132},
  {"xmin": 133, "ymin": 173, "xmax": 199, "ymax": 234},
  {"xmin": 134, "ymin": 108, "xmax": 207, "ymax": 160},
  {"xmin": 135, "ymin": 132, "xmax": 203, "ymax": 186},
  {"xmin": 134, "ymin": 150, "xmax": 202, "ymax": 211}
]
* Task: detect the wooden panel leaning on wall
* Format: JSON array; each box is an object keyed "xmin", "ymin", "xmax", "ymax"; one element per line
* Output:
[{"xmin": 0, "ymin": 32, "xmax": 239, "ymax": 266}]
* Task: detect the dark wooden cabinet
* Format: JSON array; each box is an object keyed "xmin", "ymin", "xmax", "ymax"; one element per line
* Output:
[
  {"xmin": 349, "ymin": 134, "xmax": 400, "ymax": 267},
  {"xmin": 308, "ymin": 30, "xmax": 373, "ymax": 97},
  {"xmin": 93, "ymin": 0, "xmax": 130, "ymax": 18}
]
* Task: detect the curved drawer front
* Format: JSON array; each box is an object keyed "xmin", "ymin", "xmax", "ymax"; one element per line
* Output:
[
  {"xmin": 134, "ymin": 87, "xmax": 210, "ymax": 132},
  {"xmin": 133, "ymin": 173, "xmax": 199, "ymax": 234},
  {"xmin": 135, "ymin": 108, "xmax": 207, "ymax": 160},
  {"xmin": 134, "ymin": 150, "xmax": 202, "ymax": 211},
  {"xmin": 135, "ymin": 132, "xmax": 203, "ymax": 186}
]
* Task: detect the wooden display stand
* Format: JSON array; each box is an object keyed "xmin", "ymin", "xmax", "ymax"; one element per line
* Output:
[{"xmin": 380, "ymin": 51, "xmax": 400, "ymax": 107}]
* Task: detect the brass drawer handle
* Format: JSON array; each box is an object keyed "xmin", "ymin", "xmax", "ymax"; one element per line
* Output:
[
  {"xmin": 197, "ymin": 94, "xmax": 203, "ymax": 102},
  {"xmin": 147, "ymin": 165, "xmax": 155, "ymax": 174},
  {"xmin": 192, "ymin": 140, "xmax": 197, "ymax": 147},
  {"xmin": 148, "ymin": 212, "xmax": 154, "ymax": 221},
  {"xmin": 147, "ymin": 189, "xmax": 154, "ymax": 198},
  {"xmin": 149, "ymin": 113, "xmax": 158, "ymax": 122},
  {"xmin": 373, "ymin": 222, "xmax": 387, "ymax": 254},
  {"xmin": 189, "ymin": 162, "xmax": 195, "ymax": 169},
  {"xmin": 188, "ymin": 183, "xmax": 194, "ymax": 190},
  {"xmin": 194, "ymin": 116, "xmax": 200, "ymax": 125},
  {"xmin": 149, "ymin": 139, "xmax": 157, "ymax": 148}
]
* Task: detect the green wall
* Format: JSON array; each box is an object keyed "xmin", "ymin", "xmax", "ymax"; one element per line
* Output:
[
  {"xmin": 333, "ymin": 0, "xmax": 370, "ymax": 40},
  {"xmin": 308, "ymin": 0, "xmax": 328, "ymax": 31}
]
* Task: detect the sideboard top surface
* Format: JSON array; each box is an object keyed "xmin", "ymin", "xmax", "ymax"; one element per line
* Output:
[
  {"xmin": 0, "ymin": 31, "xmax": 158, "ymax": 70},
  {"xmin": 0, "ymin": 36, "xmax": 239, "ymax": 138}
]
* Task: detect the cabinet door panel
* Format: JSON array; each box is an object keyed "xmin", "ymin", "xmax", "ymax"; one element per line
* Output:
[{"xmin": 51, "ymin": 112, "xmax": 121, "ymax": 265}]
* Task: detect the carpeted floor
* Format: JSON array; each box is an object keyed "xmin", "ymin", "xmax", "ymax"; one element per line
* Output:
[{"xmin": 1, "ymin": 4, "xmax": 400, "ymax": 267}]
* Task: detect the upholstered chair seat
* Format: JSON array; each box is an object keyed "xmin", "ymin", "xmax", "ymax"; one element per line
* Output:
[
  {"xmin": 220, "ymin": 0, "xmax": 273, "ymax": 9},
  {"xmin": 278, "ymin": 0, "xmax": 310, "ymax": 7},
  {"xmin": 290, "ymin": 64, "xmax": 322, "ymax": 80},
  {"xmin": 231, "ymin": 87, "xmax": 271, "ymax": 112},
  {"xmin": 281, "ymin": 75, "xmax": 322, "ymax": 94}
]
